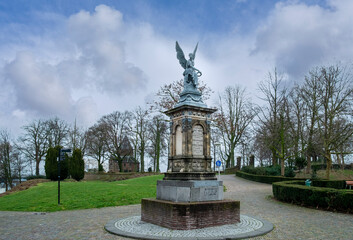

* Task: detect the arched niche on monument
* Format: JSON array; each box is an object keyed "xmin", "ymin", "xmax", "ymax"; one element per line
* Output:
[
  {"xmin": 175, "ymin": 125, "xmax": 182, "ymax": 155},
  {"xmin": 192, "ymin": 124, "xmax": 204, "ymax": 156}
]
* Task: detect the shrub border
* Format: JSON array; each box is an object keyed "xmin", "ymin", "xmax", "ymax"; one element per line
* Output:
[
  {"xmin": 235, "ymin": 171, "xmax": 306, "ymax": 184},
  {"xmin": 273, "ymin": 180, "xmax": 353, "ymax": 213}
]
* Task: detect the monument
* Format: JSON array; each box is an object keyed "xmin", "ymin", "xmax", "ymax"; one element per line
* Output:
[
  {"xmin": 105, "ymin": 42, "xmax": 273, "ymax": 239},
  {"xmin": 141, "ymin": 41, "xmax": 240, "ymax": 230}
]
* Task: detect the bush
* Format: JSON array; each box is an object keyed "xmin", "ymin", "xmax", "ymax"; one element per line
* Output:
[
  {"xmin": 241, "ymin": 166, "xmax": 257, "ymax": 174},
  {"xmin": 98, "ymin": 163, "xmax": 104, "ymax": 172},
  {"xmin": 285, "ymin": 168, "xmax": 295, "ymax": 177},
  {"xmin": 241, "ymin": 165, "xmax": 291, "ymax": 177},
  {"xmin": 236, "ymin": 171, "xmax": 305, "ymax": 184},
  {"xmin": 44, "ymin": 146, "xmax": 69, "ymax": 181},
  {"xmin": 294, "ymin": 156, "xmax": 307, "ymax": 171},
  {"xmin": 69, "ymin": 149, "xmax": 84, "ymax": 181},
  {"xmin": 25, "ymin": 175, "xmax": 46, "ymax": 180},
  {"xmin": 312, "ymin": 180, "xmax": 346, "ymax": 189},
  {"xmin": 273, "ymin": 180, "xmax": 353, "ymax": 213},
  {"xmin": 265, "ymin": 165, "xmax": 281, "ymax": 176},
  {"xmin": 224, "ymin": 167, "xmax": 238, "ymax": 174}
]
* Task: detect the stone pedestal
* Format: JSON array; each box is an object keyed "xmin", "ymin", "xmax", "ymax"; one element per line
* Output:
[
  {"xmin": 157, "ymin": 180, "xmax": 223, "ymax": 202},
  {"xmin": 141, "ymin": 198, "xmax": 240, "ymax": 230},
  {"xmin": 163, "ymin": 172, "xmax": 216, "ymax": 180},
  {"xmin": 141, "ymin": 84, "xmax": 240, "ymax": 230}
]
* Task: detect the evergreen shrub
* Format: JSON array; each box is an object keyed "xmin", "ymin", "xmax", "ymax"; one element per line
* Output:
[
  {"xmin": 241, "ymin": 165, "xmax": 292, "ymax": 177},
  {"xmin": 284, "ymin": 168, "xmax": 295, "ymax": 177},
  {"xmin": 294, "ymin": 156, "xmax": 307, "ymax": 171},
  {"xmin": 44, "ymin": 146, "xmax": 69, "ymax": 181},
  {"xmin": 69, "ymin": 149, "xmax": 84, "ymax": 181},
  {"xmin": 273, "ymin": 180, "xmax": 353, "ymax": 213},
  {"xmin": 26, "ymin": 175, "xmax": 46, "ymax": 180},
  {"xmin": 236, "ymin": 171, "xmax": 305, "ymax": 184}
]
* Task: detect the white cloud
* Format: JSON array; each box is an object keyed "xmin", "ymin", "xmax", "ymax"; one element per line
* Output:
[
  {"xmin": 1, "ymin": 1, "xmax": 353, "ymax": 137},
  {"xmin": 253, "ymin": 0, "xmax": 353, "ymax": 79},
  {"xmin": 0, "ymin": 5, "xmax": 152, "ymax": 132},
  {"xmin": 66, "ymin": 4, "xmax": 147, "ymax": 94},
  {"xmin": 4, "ymin": 51, "xmax": 73, "ymax": 116},
  {"xmin": 74, "ymin": 97, "xmax": 98, "ymax": 127}
]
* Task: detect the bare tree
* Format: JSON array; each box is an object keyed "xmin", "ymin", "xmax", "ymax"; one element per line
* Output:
[
  {"xmin": 275, "ymin": 95, "xmax": 295, "ymax": 175},
  {"xmin": 129, "ymin": 107, "xmax": 150, "ymax": 172},
  {"xmin": 316, "ymin": 65, "xmax": 353, "ymax": 179},
  {"xmin": 0, "ymin": 130, "xmax": 13, "ymax": 191},
  {"xmin": 151, "ymin": 79, "xmax": 213, "ymax": 111},
  {"xmin": 332, "ymin": 118, "xmax": 353, "ymax": 169},
  {"xmin": 252, "ymin": 130, "xmax": 273, "ymax": 167},
  {"xmin": 69, "ymin": 119, "xmax": 87, "ymax": 155},
  {"xmin": 17, "ymin": 119, "xmax": 48, "ymax": 176},
  {"xmin": 86, "ymin": 122, "xmax": 108, "ymax": 171},
  {"xmin": 214, "ymin": 85, "xmax": 257, "ymax": 168},
  {"xmin": 210, "ymin": 126, "xmax": 222, "ymax": 171},
  {"xmin": 299, "ymin": 69, "xmax": 322, "ymax": 173},
  {"xmin": 257, "ymin": 69, "xmax": 287, "ymax": 166},
  {"xmin": 289, "ymin": 86, "xmax": 306, "ymax": 158},
  {"xmin": 45, "ymin": 117, "xmax": 69, "ymax": 147},
  {"xmin": 12, "ymin": 150, "xmax": 26, "ymax": 183},
  {"xmin": 147, "ymin": 115, "xmax": 168, "ymax": 172},
  {"xmin": 238, "ymin": 130, "xmax": 254, "ymax": 167},
  {"xmin": 99, "ymin": 111, "xmax": 130, "ymax": 172}
]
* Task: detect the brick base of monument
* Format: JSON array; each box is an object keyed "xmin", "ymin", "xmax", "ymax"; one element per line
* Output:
[{"xmin": 141, "ymin": 198, "xmax": 240, "ymax": 230}]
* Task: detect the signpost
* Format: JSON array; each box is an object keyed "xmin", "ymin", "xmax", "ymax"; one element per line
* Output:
[
  {"xmin": 58, "ymin": 148, "xmax": 71, "ymax": 205},
  {"xmin": 216, "ymin": 160, "xmax": 222, "ymax": 179}
]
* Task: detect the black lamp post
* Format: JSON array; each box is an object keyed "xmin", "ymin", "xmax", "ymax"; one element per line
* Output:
[{"xmin": 58, "ymin": 148, "xmax": 71, "ymax": 205}]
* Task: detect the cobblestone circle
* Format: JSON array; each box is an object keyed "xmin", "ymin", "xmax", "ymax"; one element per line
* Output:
[
  {"xmin": 105, "ymin": 214, "xmax": 272, "ymax": 239},
  {"xmin": 1, "ymin": 175, "xmax": 353, "ymax": 240}
]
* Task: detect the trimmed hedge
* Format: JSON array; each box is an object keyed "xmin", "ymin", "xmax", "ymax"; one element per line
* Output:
[
  {"xmin": 25, "ymin": 175, "xmax": 46, "ymax": 180},
  {"xmin": 311, "ymin": 180, "xmax": 346, "ymax": 189},
  {"xmin": 236, "ymin": 171, "xmax": 306, "ymax": 184},
  {"xmin": 273, "ymin": 181, "xmax": 353, "ymax": 213},
  {"xmin": 224, "ymin": 167, "xmax": 238, "ymax": 174}
]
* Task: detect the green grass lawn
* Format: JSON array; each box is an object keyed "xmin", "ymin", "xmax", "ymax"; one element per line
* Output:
[
  {"xmin": 0, "ymin": 174, "xmax": 163, "ymax": 212},
  {"xmin": 296, "ymin": 169, "xmax": 353, "ymax": 180}
]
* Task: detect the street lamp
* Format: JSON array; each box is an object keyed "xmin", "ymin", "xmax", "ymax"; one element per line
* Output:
[
  {"xmin": 214, "ymin": 142, "xmax": 221, "ymax": 179},
  {"xmin": 58, "ymin": 148, "xmax": 71, "ymax": 205}
]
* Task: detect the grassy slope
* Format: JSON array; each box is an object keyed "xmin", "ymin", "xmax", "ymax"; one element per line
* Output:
[
  {"xmin": 295, "ymin": 169, "xmax": 353, "ymax": 180},
  {"xmin": 0, "ymin": 175, "xmax": 163, "ymax": 212}
]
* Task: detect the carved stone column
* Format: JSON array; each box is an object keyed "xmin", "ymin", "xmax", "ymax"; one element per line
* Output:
[{"xmin": 164, "ymin": 105, "xmax": 217, "ymax": 180}]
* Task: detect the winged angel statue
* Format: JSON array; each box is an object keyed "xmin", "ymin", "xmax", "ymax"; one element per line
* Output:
[{"xmin": 176, "ymin": 41, "xmax": 202, "ymax": 89}]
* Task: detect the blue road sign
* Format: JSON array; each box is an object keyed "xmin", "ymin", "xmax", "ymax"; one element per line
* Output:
[{"xmin": 216, "ymin": 160, "xmax": 222, "ymax": 167}]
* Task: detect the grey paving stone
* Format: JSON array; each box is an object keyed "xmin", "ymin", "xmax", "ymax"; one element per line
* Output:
[{"xmin": 104, "ymin": 215, "xmax": 273, "ymax": 240}]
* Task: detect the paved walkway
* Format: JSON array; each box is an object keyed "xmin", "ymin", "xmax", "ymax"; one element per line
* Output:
[{"xmin": 0, "ymin": 175, "xmax": 353, "ymax": 240}]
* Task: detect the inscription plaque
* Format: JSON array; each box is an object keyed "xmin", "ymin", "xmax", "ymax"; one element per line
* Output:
[
  {"xmin": 204, "ymin": 188, "xmax": 217, "ymax": 196},
  {"xmin": 192, "ymin": 125, "xmax": 203, "ymax": 156},
  {"xmin": 176, "ymin": 126, "xmax": 182, "ymax": 155}
]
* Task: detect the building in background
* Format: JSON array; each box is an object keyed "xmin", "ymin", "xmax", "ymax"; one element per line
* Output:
[{"xmin": 109, "ymin": 136, "xmax": 139, "ymax": 172}]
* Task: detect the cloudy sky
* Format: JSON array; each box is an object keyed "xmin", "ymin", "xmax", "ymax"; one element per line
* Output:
[{"xmin": 1, "ymin": 0, "xmax": 353, "ymax": 136}]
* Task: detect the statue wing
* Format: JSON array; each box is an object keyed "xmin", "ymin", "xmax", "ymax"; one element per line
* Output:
[
  {"xmin": 192, "ymin": 42, "xmax": 198, "ymax": 60},
  {"xmin": 176, "ymin": 41, "xmax": 187, "ymax": 69}
]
